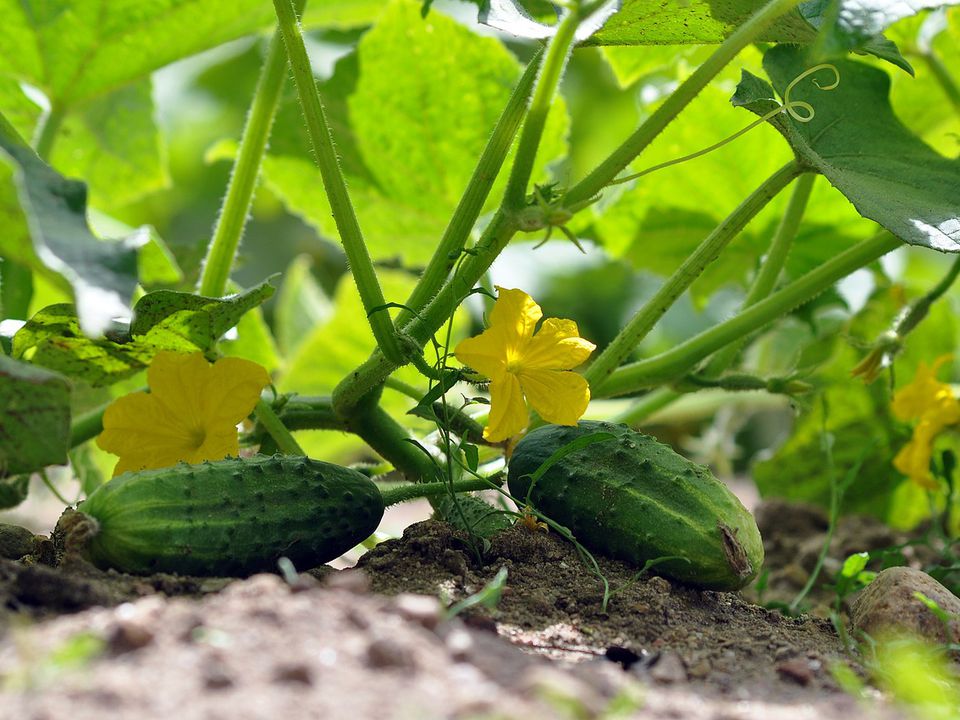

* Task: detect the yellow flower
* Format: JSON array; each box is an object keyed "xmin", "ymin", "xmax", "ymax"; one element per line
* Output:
[
  {"xmin": 97, "ymin": 351, "xmax": 271, "ymax": 476},
  {"xmin": 891, "ymin": 355, "xmax": 960, "ymax": 490},
  {"xmin": 454, "ymin": 287, "xmax": 595, "ymax": 443}
]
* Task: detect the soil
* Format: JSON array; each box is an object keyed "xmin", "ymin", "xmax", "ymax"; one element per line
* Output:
[{"xmin": 0, "ymin": 497, "xmax": 948, "ymax": 719}]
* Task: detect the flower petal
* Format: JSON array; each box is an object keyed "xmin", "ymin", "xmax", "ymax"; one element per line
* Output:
[
  {"xmin": 489, "ymin": 287, "xmax": 541, "ymax": 348},
  {"xmin": 893, "ymin": 420, "xmax": 940, "ymax": 490},
  {"xmin": 200, "ymin": 356, "xmax": 271, "ymax": 426},
  {"xmin": 145, "ymin": 351, "xmax": 213, "ymax": 430},
  {"xmin": 518, "ymin": 368, "xmax": 590, "ymax": 426},
  {"xmin": 454, "ymin": 329, "xmax": 509, "ymax": 380},
  {"xmin": 892, "ymin": 355, "xmax": 954, "ymax": 421},
  {"xmin": 521, "ymin": 318, "xmax": 595, "ymax": 370},
  {"xmin": 484, "ymin": 373, "xmax": 528, "ymax": 442}
]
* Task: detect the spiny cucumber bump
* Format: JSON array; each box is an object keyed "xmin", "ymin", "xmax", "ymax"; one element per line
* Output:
[
  {"xmin": 73, "ymin": 455, "xmax": 385, "ymax": 577},
  {"xmin": 507, "ymin": 421, "xmax": 764, "ymax": 591}
]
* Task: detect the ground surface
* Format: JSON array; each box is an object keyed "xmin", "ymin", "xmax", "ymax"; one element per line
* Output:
[{"xmin": 0, "ymin": 497, "xmax": 931, "ymax": 720}]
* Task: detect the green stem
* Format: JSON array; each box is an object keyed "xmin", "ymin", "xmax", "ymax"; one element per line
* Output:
[
  {"xmin": 703, "ymin": 171, "xmax": 815, "ymax": 374},
  {"xmin": 344, "ymin": 403, "xmax": 439, "ymax": 481},
  {"xmin": 583, "ymin": 160, "xmax": 802, "ymax": 389},
  {"xmin": 922, "ymin": 51, "xmax": 960, "ymax": 118},
  {"xmin": 198, "ymin": 11, "xmax": 299, "ymax": 297},
  {"xmin": 384, "ymin": 377, "xmax": 424, "ymax": 401},
  {"xmin": 596, "ymin": 232, "xmax": 902, "ymax": 396},
  {"xmin": 895, "ymin": 253, "xmax": 960, "ymax": 338},
  {"xmin": 398, "ymin": 49, "xmax": 543, "ymax": 325},
  {"xmin": 563, "ymin": 0, "xmax": 803, "ymax": 208},
  {"xmin": 257, "ymin": 396, "xmax": 346, "ymax": 434},
  {"xmin": 272, "ymin": 0, "xmax": 403, "ymax": 366},
  {"xmin": 378, "ymin": 476, "xmax": 500, "ymax": 507},
  {"xmin": 612, "ymin": 386, "xmax": 681, "ymax": 426},
  {"xmin": 615, "ymin": 173, "xmax": 815, "ymax": 423},
  {"xmin": 502, "ymin": 11, "xmax": 580, "ymax": 210},
  {"xmin": 254, "ymin": 399, "xmax": 305, "ymax": 455},
  {"xmin": 33, "ymin": 103, "xmax": 65, "ymax": 161},
  {"xmin": 331, "ymin": 210, "xmax": 518, "ymax": 414}
]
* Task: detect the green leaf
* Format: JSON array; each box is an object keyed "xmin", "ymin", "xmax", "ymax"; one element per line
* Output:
[
  {"xmin": 261, "ymin": 0, "xmax": 568, "ymax": 266},
  {"xmin": 0, "ymin": 354, "xmax": 71, "ymax": 475},
  {"xmin": 51, "ymin": 79, "xmax": 168, "ymax": 207},
  {"xmin": 0, "ymin": 475, "xmax": 29, "ymax": 510},
  {"xmin": 0, "ymin": 0, "xmax": 273, "ymax": 107},
  {"xmin": 799, "ymin": 0, "xmax": 958, "ymax": 62},
  {"xmin": 130, "ymin": 280, "xmax": 276, "ymax": 351},
  {"xmin": 589, "ymin": 0, "xmax": 815, "ymax": 45},
  {"xmin": 274, "ymin": 255, "xmax": 333, "ymax": 358},
  {"xmin": 13, "ymin": 281, "xmax": 274, "ymax": 386},
  {"xmin": 479, "ymin": 0, "xmax": 620, "ymax": 42},
  {"xmin": 13, "ymin": 304, "xmax": 152, "ymax": 385},
  {"xmin": 739, "ymin": 46, "xmax": 960, "ymax": 252},
  {"xmin": 0, "ymin": 112, "xmax": 143, "ymax": 335}
]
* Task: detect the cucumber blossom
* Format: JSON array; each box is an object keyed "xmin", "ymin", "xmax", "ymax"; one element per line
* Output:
[
  {"xmin": 507, "ymin": 421, "xmax": 764, "ymax": 590},
  {"xmin": 74, "ymin": 455, "xmax": 384, "ymax": 577}
]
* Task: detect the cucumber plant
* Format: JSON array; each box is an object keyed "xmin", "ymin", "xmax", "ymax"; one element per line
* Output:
[{"xmin": 1, "ymin": 0, "xmax": 959, "ymax": 584}]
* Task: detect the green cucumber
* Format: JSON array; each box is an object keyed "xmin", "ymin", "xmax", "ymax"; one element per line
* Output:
[
  {"xmin": 507, "ymin": 421, "xmax": 764, "ymax": 590},
  {"xmin": 74, "ymin": 455, "xmax": 384, "ymax": 576}
]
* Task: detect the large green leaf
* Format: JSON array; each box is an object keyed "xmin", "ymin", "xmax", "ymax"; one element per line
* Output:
[
  {"xmin": 590, "ymin": 72, "xmax": 869, "ymax": 301},
  {"xmin": 734, "ymin": 46, "xmax": 960, "ymax": 252},
  {"xmin": 0, "ymin": 354, "xmax": 71, "ymax": 476},
  {"xmin": 51, "ymin": 79, "xmax": 168, "ymax": 207},
  {"xmin": 799, "ymin": 0, "xmax": 960, "ymax": 60},
  {"xmin": 258, "ymin": 0, "xmax": 568, "ymax": 266},
  {"xmin": 0, "ymin": 0, "xmax": 271, "ymax": 107},
  {"xmin": 12, "ymin": 281, "xmax": 274, "ymax": 386},
  {"xmin": 0, "ymin": 111, "xmax": 142, "ymax": 335},
  {"xmin": 589, "ymin": 0, "xmax": 815, "ymax": 45}
]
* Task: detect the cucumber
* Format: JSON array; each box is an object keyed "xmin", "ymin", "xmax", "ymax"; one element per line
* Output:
[
  {"xmin": 507, "ymin": 421, "xmax": 763, "ymax": 590},
  {"xmin": 74, "ymin": 455, "xmax": 384, "ymax": 576}
]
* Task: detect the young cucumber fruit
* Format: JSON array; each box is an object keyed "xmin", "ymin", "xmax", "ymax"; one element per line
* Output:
[
  {"xmin": 75, "ymin": 455, "xmax": 384, "ymax": 577},
  {"xmin": 507, "ymin": 421, "xmax": 764, "ymax": 591}
]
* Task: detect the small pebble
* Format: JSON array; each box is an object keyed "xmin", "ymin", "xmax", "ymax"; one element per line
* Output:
[
  {"xmin": 646, "ymin": 576, "xmax": 672, "ymax": 595},
  {"xmin": 106, "ymin": 620, "xmax": 154, "ymax": 655},
  {"xmin": 649, "ymin": 651, "xmax": 687, "ymax": 684},
  {"xmin": 776, "ymin": 658, "xmax": 814, "ymax": 686},
  {"xmin": 365, "ymin": 637, "xmax": 416, "ymax": 671},
  {"xmin": 272, "ymin": 662, "xmax": 314, "ymax": 686},
  {"xmin": 391, "ymin": 593, "xmax": 442, "ymax": 630},
  {"xmin": 850, "ymin": 567, "xmax": 960, "ymax": 645},
  {"xmin": 0, "ymin": 523, "xmax": 37, "ymax": 560},
  {"xmin": 203, "ymin": 661, "xmax": 234, "ymax": 690}
]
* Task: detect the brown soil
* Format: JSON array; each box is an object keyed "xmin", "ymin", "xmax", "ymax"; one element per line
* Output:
[{"xmin": 0, "ymin": 500, "xmax": 928, "ymax": 720}]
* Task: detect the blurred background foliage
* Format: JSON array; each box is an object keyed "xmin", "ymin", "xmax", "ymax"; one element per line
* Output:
[{"xmin": 1, "ymin": 0, "xmax": 959, "ymax": 530}]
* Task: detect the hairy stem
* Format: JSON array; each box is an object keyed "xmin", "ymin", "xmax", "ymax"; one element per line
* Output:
[
  {"xmin": 583, "ymin": 160, "xmax": 802, "ymax": 389},
  {"xmin": 596, "ymin": 232, "xmax": 902, "ymax": 396},
  {"xmin": 253, "ymin": 399, "xmax": 305, "ymax": 455},
  {"xmin": 564, "ymin": 0, "xmax": 804, "ymax": 208},
  {"xmin": 272, "ymin": 0, "xmax": 403, "ymax": 365},
  {"xmin": 378, "ymin": 476, "xmax": 501, "ymax": 507},
  {"xmin": 398, "ymin": 49, "xmax": 543, "ymax": 326},
  {"xmin": 198, "ymin": 10, "xmax": 300, "ymax": 297},
  {"xmin": 502, "ymin": 10, "xmax": 580, "ymax": 209},
  {"xmin": 703, "ymin": 171, "xmax": 815, "ymax": 374}
]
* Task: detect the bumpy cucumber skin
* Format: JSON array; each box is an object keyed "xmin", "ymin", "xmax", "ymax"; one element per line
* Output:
[
  {"xmin": 78, "ymin": 455, "xmax": 384, "ymax": 577},
  {"xmin": 507, "ymin": 421, "xmax": 764, "ymax": 591}
]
